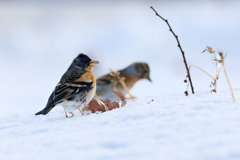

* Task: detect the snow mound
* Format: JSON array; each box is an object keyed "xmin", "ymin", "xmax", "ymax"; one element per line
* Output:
[{"xmin": 1, "ymin": 90, "xmax": 240, "ymax": 160}]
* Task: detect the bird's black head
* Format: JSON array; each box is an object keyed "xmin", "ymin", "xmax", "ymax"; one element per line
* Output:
[{"xmin": 71, "ymin": 53, "xmax": 99, "ymax": 70}]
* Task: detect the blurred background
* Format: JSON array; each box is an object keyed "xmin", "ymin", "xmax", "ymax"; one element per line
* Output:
[{"xmin": 0, "ymin": 0, "xmax": 239, "ymax": 113}]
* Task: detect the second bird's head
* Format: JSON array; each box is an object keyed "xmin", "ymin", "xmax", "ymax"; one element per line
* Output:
[
  {"xmin": 71, "ymin": 53, "xmax": 99, "ymax": 70},
  {"xmin": 122, "ymin": 62, "xmax": 152, "ymax": 82}
]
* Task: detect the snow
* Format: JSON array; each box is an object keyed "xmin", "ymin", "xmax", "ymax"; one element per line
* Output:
[
  {"xmin": 1, "ymin": 90, "xmax": 240, "ymax": 160},
  {"xmin": 1, "ymin": 0, "xmax": 240, "ymax": 160}
]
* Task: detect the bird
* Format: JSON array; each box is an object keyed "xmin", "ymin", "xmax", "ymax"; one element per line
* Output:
[
  {"xmin": 35, "ymin": 53, "xmax": 99, "ymax": 118},
  {"xmin": 96, "ymin": 62, "xmax": 151, "ymax": 101}
]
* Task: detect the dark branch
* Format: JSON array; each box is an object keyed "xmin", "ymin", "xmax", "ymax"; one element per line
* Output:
[{"xmin": 150, "ymin": 6, "xmax": 195, "ymax": 94}]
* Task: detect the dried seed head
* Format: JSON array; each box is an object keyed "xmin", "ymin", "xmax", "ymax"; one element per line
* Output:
[
  {"xmin": 218, "ymin": 51, "xmax": 223, "ymax": 57},
  {"xmin": 203, "ymin": 45, "xmax": 215, "ymax": 54},
  {"xmin": 207, "ymin": 46, "xmax": 215, "ymax": 54},
  {"xmin": 216, "ymin": 48, "xmax": 226, "ymax": 63},
  {"xmin": 219, "ymin": 51, "xmax": 226, "ymax": 63},
  {"xmin": 184, "ymin": 91, "xmax": 189, "ymax": 96},
  {"xmin": 184, "ymin": 79, "xmax": 187, "ymax": 83}
]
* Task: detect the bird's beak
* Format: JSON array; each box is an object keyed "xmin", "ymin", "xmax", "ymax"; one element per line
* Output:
[
  {"xmin": 90, "ymin": 60, "xmax": 99, "ymax": 66},
  {"xmin": 147, "ymin": 76, "xmax": 152, "ymax": 82}
]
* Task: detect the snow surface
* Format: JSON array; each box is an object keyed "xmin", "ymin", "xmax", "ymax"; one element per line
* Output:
[
  {"xmin": 1, "ymin": 1, "xmax": 240, "ymax": 160},
  {"xmin": 1, "ymin": 90, "xmax": 240, "ymax": 160}
]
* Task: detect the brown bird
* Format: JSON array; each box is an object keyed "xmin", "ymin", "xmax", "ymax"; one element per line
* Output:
[
  {"xmin": 35, "ymin": 53, "xmax": 99, "ymax": 118},
  {"xmin": 96, "ymin": 62, "xmax": 151, "ymax": 101}
]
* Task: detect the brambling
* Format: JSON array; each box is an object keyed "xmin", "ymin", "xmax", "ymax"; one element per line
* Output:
[
  {"xmin": 35, "ymin": 53, "xmax": 99, "ymax": 118},
  {"xmin": 96, "ymin": 62, "xmax": 151, "ymax": 101}
]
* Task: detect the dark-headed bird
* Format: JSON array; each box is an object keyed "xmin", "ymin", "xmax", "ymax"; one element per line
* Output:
[
  {"xmin": 35, "ymin": 53, "xmax": 99, "ymax": 118},
  {"xmin": 96, "ymin": 62, "xmax": 151, "ymax": 101}
]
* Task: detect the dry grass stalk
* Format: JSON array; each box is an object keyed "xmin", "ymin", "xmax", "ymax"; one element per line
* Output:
[
  {"xmin": 220, "ymin": 52, "xmax": 235, "ymax": 103},
  {"xmin": 202, "ymin": 46, "xmax": 219, "ymax": 92},
  {"xmin": 185, "ymin": 45, "xmax": 235, "ymax": 102},
  {"xmin": 94, "ymin": 94, "xmax": 109, "ymax": 111},
  {"xmin": 109, "ymin": 69, "xmax": 134, "ymax": 102},
  {"xmin": 188, "ymin": 65, "xmax": 215, "ymax": 80}
]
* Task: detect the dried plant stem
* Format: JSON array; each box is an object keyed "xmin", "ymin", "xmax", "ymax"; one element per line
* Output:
[
  {"xmin": 110, "ymin": 70, "xmax": 134, "ymax": 102},
  {"xmin": 222, "ymin": 63, "xmax": 235, "ymax": 103},
  {"xmin": 94, "ymin": 94, "xmax": 109, "ymax": 111},
  {"xmin": 213, "ymin": 52, "xmax": 219, "ymax": 92},
  {"xmin": 150, "ymin": 6, "xmax": 194, "ymax": 94},
  {"xmin": 201, "ymin": 45, "xmax": 235, "ymax": 102},
  {"xmin": 215, "ymin": 64, "xmax": 222, "ymax": 92},
  {"xmin": 188, "ymin": 65, "xmax": 215, "ymax": 80},
  {"xmin": 119, "ymin": 79, "xmax": 134, "ymax": 102}
]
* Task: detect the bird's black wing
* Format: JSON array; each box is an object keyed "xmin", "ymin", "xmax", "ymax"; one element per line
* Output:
[{"xmin": 35, "ymin": 68, "xmax": 92, "ymax": 115}]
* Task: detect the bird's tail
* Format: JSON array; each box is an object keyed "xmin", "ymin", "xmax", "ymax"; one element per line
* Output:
[{"xmin": 35, "ymin": 103, "xmax": 56, "ymax": 115}]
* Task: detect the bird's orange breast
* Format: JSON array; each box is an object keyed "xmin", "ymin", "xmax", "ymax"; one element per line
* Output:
[
  {"xmin": 76, "ymin": 71, "xmax": 96, "ymax": 88},
  {"xmin": 120, "ymin": 74, "xmax": 140, "ymax": 90},
  {"xmin": 76, "ymin": 72, "xmax": 92, "ymax": 81}
]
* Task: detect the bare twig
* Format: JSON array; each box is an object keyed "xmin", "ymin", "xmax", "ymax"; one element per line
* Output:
[{"xmin": 150, "ymin": 6, "xmax": 194, "ymax": 94}]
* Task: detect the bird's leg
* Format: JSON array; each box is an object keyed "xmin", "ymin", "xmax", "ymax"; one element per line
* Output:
[
  {"xmin": 63, "ymin": 107, "xmax": 69, "ymax": 118},
  {"xmin": 62, "ymin": 101, "xmax": 71, "ymax": 118},
  {"xmin": 77, "ymin": 107, "xmax": 84, "ymax": 116},
  {"xmin": 62, "ymin": 100, "xmax": 68, "ymax": 105},
  {"xmin": 69, "ymin": 112, "xmax": 74, "ymax": 118},
  {"xmin": 63, "ymin": 107, "xmax": 74, "ymax": 118}
]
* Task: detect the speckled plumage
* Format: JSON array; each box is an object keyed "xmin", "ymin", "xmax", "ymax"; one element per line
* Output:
[{"xmin": 35, "ymin": 53, "xmax": 98, "ymax": 118}]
